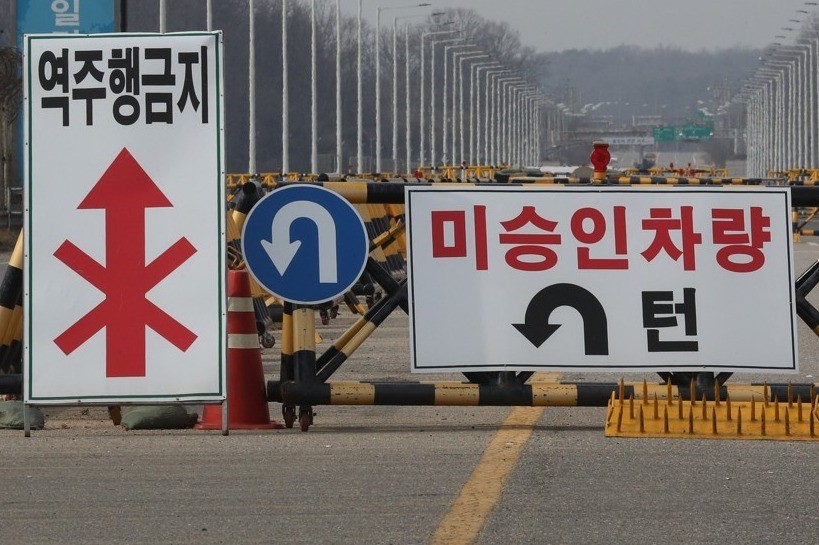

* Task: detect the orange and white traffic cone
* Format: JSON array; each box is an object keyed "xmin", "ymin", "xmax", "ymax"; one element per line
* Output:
[{"xmin": 196, "ymin": 270, "xmax": 282, "ymax": 430}]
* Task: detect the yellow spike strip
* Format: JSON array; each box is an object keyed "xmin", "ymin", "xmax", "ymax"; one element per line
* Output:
[
  {"xmin": 785, "ymin": 408, "xmax": 791, "ymax": 436},
  {"xmin": 702, "ymin": 395, "xmax": 708, "ymax": 421},
  {"xmin": 619, "ymin": 379, "xmax": 625, "ymax": 403},
  {"xmin": 788, "ymin": 383, "xmax": 794, "ymax": 408},
  {"xmin": 690, "ymin": 379, "xmax": 697, "ymax": 406},
  {"xmin": 629, "ymin": 395, "xmax": 634, "ymax": 419},
  {"xmin": 653, "ymin": 393, "xmax": 658, "ymax": 420},
  {"xmin": 606, "ymin": 391, "xmax": 616, "ymax": 424},
  {"xmin": 798, "ymin": 396, "xmax": 803, "ymax": 423},
  {"xmin": 678, "ymin": 396, "xmax": 684, "ymax": 420},
  {"xmin": 642, "ymin": 380, "xmax": 648, "ymax": 405},
  {"xmin": 667, "ymin": 378, "xmax": 673, "ymax": 406},
  {"xmin": 737, "ymin": 407, "xmax": 742, "ymax": 435},
  {"xmin": 764, "ymin": 383, "xmax": 770, "ymax": 407},
  {"xmin": 751, "ymin": 396, "xmax": 756, "ymax": 421},
  {"xmin": 775, "ymin": 397, "xmax": 780, "ymax": 422},
  {"xmin": 811, "ymin": 384, "xmax": 816, "ymax": 406},
  {"xmin": 714, "ymin": 382, "xmax": 721, "ymax": 406},
  {"xmin": 606, "ymin": 396, "xmax": 819, "ymax": 441}
]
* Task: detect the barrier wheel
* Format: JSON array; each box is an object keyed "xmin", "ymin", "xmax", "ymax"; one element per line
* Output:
[
  {"xmin": 298, "ymin": 407, "xmax": 313, "ymax": 432},
  {"xmin": 299, "ymin": 412, "xmax": 311, "ymax": 432},
  {"xmin": 330, "ymin": 305, "xmax": 339, "ymax": 319},
  {"xmin": 320, "ymin": 309, "xmax": 330, "ymax": 326},
  {"xmin": 260, "ymin": 332, "xmax": 276, "ymax": 349},
  {"xmin": 282, "ymin": 405, "xmax": 296, "ymax": 428}
]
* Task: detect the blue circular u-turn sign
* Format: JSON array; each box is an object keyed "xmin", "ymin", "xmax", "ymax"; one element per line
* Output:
[{"xmin": 242, "ymin": 185, "xmax": 369, "ymax": 305}]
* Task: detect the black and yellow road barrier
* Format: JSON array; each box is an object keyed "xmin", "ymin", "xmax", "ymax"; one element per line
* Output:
[
  {"xmin": 268, "ymin": 180, "xmax": 819, "ymax": 208},
  {"xmin": 606, "ymin": 380, "xmax": 819, "ymax": 440},
  {"xmin": 313, "ymin": 282, "xmax": 407, "ymax": 383},
  {"xmin": 279, "ymin": 302, "xmax": 296, "ymax": 428},
  {"xmin": 269, "ymin": 378, "xmax": 819, "ymax": 408},
  {"xmin": 0, "ymin": 232, "xmax": 23, "ymax": 374},
  {"xmin": 2, "ymin": 298, "xmax": 23, "ymax": 374},
  {"xmin": 796, "ymin": 259, "xmax": 819, "ymax": 338},
  {"xmin": 343, "ymin": 292, "xmax": 368, "ymax": 316},
  {"xmin": 230, "ymin": 180, "xmax": 276, "ymax": 335},
  {"xmin": 0, "ymin": 373, "xmax": 21, "ymax": 395}
]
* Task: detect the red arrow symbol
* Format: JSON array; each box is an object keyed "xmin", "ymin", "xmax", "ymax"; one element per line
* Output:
[{"xmin": 53, "ymin": 148, "xmax": 197, "ymax": 378}]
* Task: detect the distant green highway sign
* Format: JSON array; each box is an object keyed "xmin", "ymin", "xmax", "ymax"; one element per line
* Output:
[
  {"xmin": 652, "ymin": 127, "xmax": 677, "ymax": 142},
  {"xmin": 652, "ymin": 124, "xmax": 714, "ymax": 142}
]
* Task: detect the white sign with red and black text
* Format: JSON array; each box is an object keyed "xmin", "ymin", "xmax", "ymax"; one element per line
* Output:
[
  {"xmin": 406, "ymin": 186, "xmax": 797, "ymax": 373},
  {"xmin": 24, "ymin": 33, "xmax": 226, "ymax": 404}
]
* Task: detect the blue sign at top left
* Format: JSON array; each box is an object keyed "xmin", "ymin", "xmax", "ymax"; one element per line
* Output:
[
  {"xmin": 17, "ymin": 0, "xmax": 116, "ymax": 51},
  {"xmin": 242, "ymin": 185, "xmax": 369, "ymax": 305}
]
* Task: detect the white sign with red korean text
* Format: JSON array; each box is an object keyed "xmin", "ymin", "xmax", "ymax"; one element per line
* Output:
[{"xmin": 405, "ymin": 186, "xmax": 797, "ymax": 373}]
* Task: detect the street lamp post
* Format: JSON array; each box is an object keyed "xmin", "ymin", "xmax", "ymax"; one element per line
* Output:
[
  {"xmin": 471, "ymin": 62, "xmax": 499, "ymax": 165},
  {"xmin": 248, "ymin": 0, "xmax": 256, "ymax": 173},
  {"xmin": 420, "ymin": 29, "xmax": 457, "ymax": 168},
  {"xmin": 429, "ymin": 37, "xmax": 461, "ymax": 169},
  {"xmin": 449, "ymin": 48, "xmax": 479, "ymax": 165},
  {"xmin": 441, "ymin": 43, "xmax": 473, "ymax": 165},
  {"xmin": 357, "ymin": 0, "xmax": 363, "ymax": 172},
  {"xmin": 282, "ymin": 0, "xmax": 290, "ymax": 173},
  {"xmin": 458, "ymin": 54, "xmax": 489, "ymax": 165},
  {"xmin": 457, "ymin": 54, "xmax": 488, "ymax": 165},
  {"xmin": 392, "ymin": 14, "xmax": 432, "ymax": 174},
  {"xmin": 375, "ymin": 3, "xmax": 431, "ymax": 173},
  {"xmin": 405, "ymin": 26, "xmax": 411, "ymax": 175},
  {"xmin": 311, "ymin": 0, "xmax": 318, "ymax": 174},
  {"xmin": 493, "ymin": 77, "xmax": 515, "ymax": 165},
  {"xmin": 336, "ymin": 0, "xmax": 342, "ymax": 173},
  {"xmin": 485, "ymin": 69, "xmax": 508, "ymax": 165}
]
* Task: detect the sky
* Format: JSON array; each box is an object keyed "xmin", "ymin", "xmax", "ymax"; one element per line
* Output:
[{"xmin": 352, "ymin": 0, "xmax": 817, "ymax": 52}]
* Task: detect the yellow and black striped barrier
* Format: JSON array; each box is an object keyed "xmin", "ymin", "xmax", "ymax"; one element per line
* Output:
[
  {"xmin": 796, "ymin": 259, "xmax": 819, "ymax": 338},
  {"xmin": 269, "ymin": 378, "xmax": 819, "ymax": 408},
  {"xmin": 0, "ymin": 232, "xmax": 23, "ymax": 374},
  {"xmin": 268, "ymin": 179, "xmax": 819, "ymax": 208}
]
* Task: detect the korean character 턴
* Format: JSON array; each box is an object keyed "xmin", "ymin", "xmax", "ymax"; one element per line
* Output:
[
  {"xmin": 642, "ymin": 288, "xmax": 698, "ymax": 352},
  {"xmin": 711, "ymin": 207, "xmax": 771, "ymax": 273},
  {"xmin": 570, "ymin": 206, "xmax": 628, "ymax": 270},
  {"xmin": 640, "ymin": 206, "xmax": 702, "ymax": 271},
  {"xmin": 430, "ymin": 205, "xmax": 488, "ymax": 270},
  {"xmin": 38, "ymin": 48, "xmax": 70, "ymax": 125},
  {"xmin": 499, "ymin": 206, "xmax": 561, "ymax": 271}
]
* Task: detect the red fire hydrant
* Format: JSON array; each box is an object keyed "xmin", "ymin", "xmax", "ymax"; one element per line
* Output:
[{"xmin": 590, "ymin": 141, "xmax": 610, "ymax": 182}]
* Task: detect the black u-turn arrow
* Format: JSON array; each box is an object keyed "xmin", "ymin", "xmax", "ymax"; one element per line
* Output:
[{"xmin": 513, "ymin": 283, "xmax": 609, "ymax": 355}]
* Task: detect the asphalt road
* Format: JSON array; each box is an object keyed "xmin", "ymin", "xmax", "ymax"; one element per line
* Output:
[{"xmin": 2, "ymin": 242, "xmax": 819, "ymax": 545}]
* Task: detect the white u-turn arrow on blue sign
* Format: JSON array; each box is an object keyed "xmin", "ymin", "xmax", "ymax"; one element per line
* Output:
[{"xmin": 242, "ymin": 185, "xmax": 369, "ymax": 304}]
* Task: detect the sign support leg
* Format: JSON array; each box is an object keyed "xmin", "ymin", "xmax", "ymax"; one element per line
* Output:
[
  {"xmin": 23, "ymin": 403, "xmax": 30, "ymax": 437},
  {"xmin": 221, "ymin": 399, "xmax": 229, "ymax": 436}
]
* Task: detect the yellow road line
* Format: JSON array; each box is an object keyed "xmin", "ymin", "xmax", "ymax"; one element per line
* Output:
[{"xmin": 429, "ymin": 373, "xmax": 557, "ymax": 545}]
